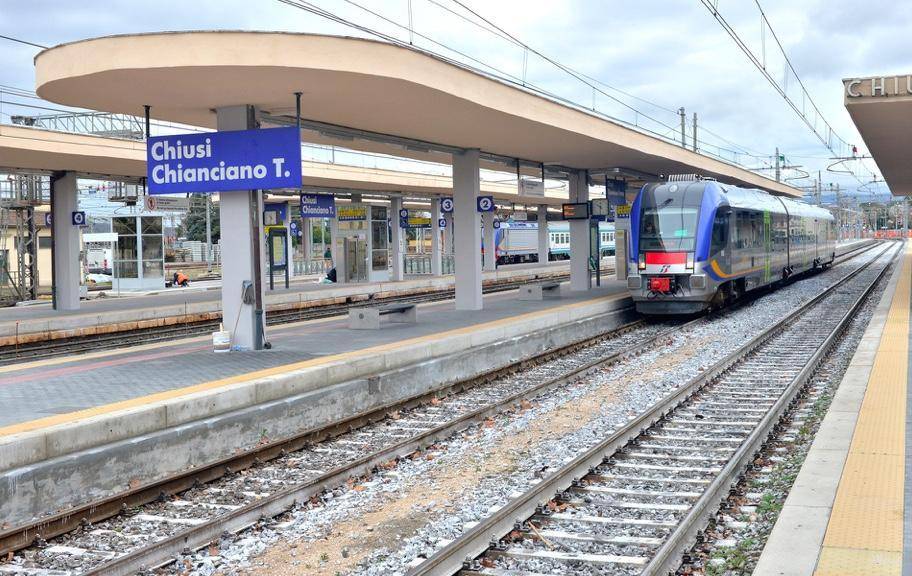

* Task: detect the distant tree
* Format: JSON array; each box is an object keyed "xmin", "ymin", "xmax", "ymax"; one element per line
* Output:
[{"xmin": 179, "ymin": 194, "xmax": 219, "ymax": 243}]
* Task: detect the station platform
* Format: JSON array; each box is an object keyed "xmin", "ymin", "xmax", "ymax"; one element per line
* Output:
[
  {"xmin": 0, "ymin": 259, "xmax": 585, "ymax": 347},
  {"xmin": 755, "ymin": 242, "xmax": 911, "ymax": 575},
  {"xmin": 0, "ymin": 279, "xmax": 636, "ymax": 526}
]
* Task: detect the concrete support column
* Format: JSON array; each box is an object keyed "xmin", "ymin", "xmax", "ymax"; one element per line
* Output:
[
  {"xmin": 453, "ymin": 149, "xmax": 483, "ymax": 310},
  {"xmin": 537, "ymin": 205, "xmax": 549, "ymax": 264},
  {"xmin": 302, "ymin": 217, "xmax": 312, "ymax": 265},
  {"xmin": 444, "ymin": 211, "xmax": 454, "ymax": 255},
  {"xmin": 482, "ymin": 210, "xmax": 496, "ymax": 271},
  {"xmin": 216, "ymin": 105, "xmax": 265, "ymax": 350},
  {"xmin": 390, "ymin": 195, "xmax": 404, "ymax": 281},
  {"xmin": 431, "ymin": 197, "xmax": 442, "ymax": 276},
  {"xmin": 905, "ymin": 197, "xmax": 909, "ymax": 238},
  {"xmin": 51, "ymin": 172, "xmax": 80, "ymax": 311},
  {"xmin": 569, "ymin": 170, "xmax": 591, "ymax": 291}
]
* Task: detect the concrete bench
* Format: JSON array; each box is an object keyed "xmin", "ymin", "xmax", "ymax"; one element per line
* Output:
[
  {"xmin": 518, "ymin": 281, "xmax": 561, "ymax": 301},
  {"xmin": 349, "ymin": 303, "xmax": 417, "ymax": 329}
]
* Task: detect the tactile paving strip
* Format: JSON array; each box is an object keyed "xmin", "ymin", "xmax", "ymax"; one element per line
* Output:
[{"xmin": 815, "ymin": 245, "xmax": 910, "ymax": 576}]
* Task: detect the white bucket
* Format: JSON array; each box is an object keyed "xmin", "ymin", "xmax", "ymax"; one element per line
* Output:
[{"xmin": 212, "ymin": 330, "xmax": 231, "ymax": 353}]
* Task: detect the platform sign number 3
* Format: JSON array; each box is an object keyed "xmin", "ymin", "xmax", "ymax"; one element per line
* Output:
[
  {"xmin": 440, "ymin": 198, "xmax": 454, "ymax": 213},
  {"xmin": 476, "ymin": 196, "xmax": 495, "ymax": 212},
  {"xmin": 71, "ymin": 211, "xmax": 87, "ymax": 227}
]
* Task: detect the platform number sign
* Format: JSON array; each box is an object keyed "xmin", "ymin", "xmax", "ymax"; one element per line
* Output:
[
  {"xmin": 476, "ymin": 196, "xmax": 495, "ymax": 212},
  {"xmin": 438, "ymin": 218, "xmax": 447, "ymax": 228},
  {"xmin": 398, "ymin": 208, "xmax": 409, "ymax": 219},
  {"xmin": 44, "ymin": 213, "xmax": 52, "ymax": 227},
  {"xmin": 440, "ymin": 198, "xmax": 454, "ymax": 213},
  {"xmin": 493, "ymin": 219, "xmax": 501, "ymax": 229},
  {"xmin": 71, "ymin": 211, "xmax": 87, "ymax": 227}
]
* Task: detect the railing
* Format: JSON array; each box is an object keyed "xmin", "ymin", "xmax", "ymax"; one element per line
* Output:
[
  {"xmin": 0, "ymin": 175, "xmax": 49, "ymax": 207},
  {"xmin": 10, "ymin": 111, "xmax": 145, "ymax": 140},
  {"xmin": 403, "ymin": 254, "xmax": 455, "ymax": 275},
  {"xmin": 294, "ymin": 258, "xmax": 332, "ymax": 276}
]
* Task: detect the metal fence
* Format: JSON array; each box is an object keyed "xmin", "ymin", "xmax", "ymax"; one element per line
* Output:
[
  {"xmin": 403, "ymin": 254, "xmax": 455, "ymax": 275},
  {"xmin": 294, "ymin": 258, "xmax": 332, "ymax": 276}
]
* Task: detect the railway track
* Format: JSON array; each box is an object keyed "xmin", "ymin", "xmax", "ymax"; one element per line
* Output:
[
  {"xmin": 0, "ymin": 272, "xmax": 580, "ymax": 364},
  {"xmin": 407, "ymin": 242, "xmax": 899, "ymax": 576},
  {"xmin": 0, "ymin": 312, "xmax": 678, "ymax": 575},
  {"xmin": 0, "ymin": 243, "xmax": 883, "ymax": 576}
]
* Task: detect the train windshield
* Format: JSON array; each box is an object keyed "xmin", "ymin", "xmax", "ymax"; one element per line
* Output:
[{"xmin": 639, "ymin": 185, "xmax": 701, "ymax": 252}]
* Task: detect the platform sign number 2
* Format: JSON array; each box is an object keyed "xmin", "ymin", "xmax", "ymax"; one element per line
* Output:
[
  {"xmin": 71, "ymin": 211, "xmax": 87, "ymax": 227},
  {"xmin": 476, "ymin": 196, "xmax": 495, "ymax": 212}
]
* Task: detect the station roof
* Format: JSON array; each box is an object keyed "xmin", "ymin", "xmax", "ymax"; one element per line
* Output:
[
  {"xmin": 34, "ymin": 31, "xmax": 801, "ymax": 198},
  {"xmin": 843, "ymin": 74, "xmax": 912, "ymax": 196}
]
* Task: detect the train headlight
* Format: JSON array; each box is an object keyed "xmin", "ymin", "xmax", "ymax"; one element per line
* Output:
[
  {"xmin": 638, "ymin": 253, "xmax": 646, "ymax": 270},
  {"xmin": 686, "ymin": 252, "xmax": 694, "ymax": 270},
  {"xmin": 627, "ymin": 276, "xmax": 642, "ymax": 289},
  {"xmin": 690, "ymin": 275, "xmax": 706, "ymax": 290}
]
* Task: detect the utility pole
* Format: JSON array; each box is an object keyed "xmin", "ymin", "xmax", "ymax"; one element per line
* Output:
[
  {"xmin": 205, "ymin": 194, "xmax": 212, "ymax": 273},
  {"xmin": 775, "ymin": 147, "xmax": 781, "ymax": 182},
  {"xmin": 679, "ymin": 107, "xmax": 686, "ymax": 148},
  {"xmin": 692, "ymin": 112, "xmax": 697, "ymax": 152}
]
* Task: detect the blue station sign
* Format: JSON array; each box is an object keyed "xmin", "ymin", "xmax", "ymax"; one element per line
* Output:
[
  {"xmin": 300, "ymin": 193, "xmax": 336, "ymax": 218},
  {"xmin": 147, "ymin": 127, "xmax": 302, "ymax": 195}
]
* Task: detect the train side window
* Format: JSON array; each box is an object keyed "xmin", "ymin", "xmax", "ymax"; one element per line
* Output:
[{"xmin": 711, "ymin": 210, "xmax": 729, "ymax": 255}]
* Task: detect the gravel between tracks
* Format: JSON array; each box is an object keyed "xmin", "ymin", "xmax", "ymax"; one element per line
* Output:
[{"xmin": 157, "ymin": 249, "xmax": 893, "ymax": 576}]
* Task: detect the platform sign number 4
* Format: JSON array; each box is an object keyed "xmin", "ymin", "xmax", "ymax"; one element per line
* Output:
[
  {"xmin": 476, "ymin": 196, "xmax": 495, "ymax": 212},
  {"xmin": 71, "ymin": 211, "xmax": 87, "ymax": 227}
]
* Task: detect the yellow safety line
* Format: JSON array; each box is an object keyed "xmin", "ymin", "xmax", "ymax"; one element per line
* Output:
[
  {"xmin": 0, "ymin": 293, "xmax": 621, "ymax": 437},
  {"xmin": 815, "ymin": 243, "xmax": 910, "ymax": 576}
]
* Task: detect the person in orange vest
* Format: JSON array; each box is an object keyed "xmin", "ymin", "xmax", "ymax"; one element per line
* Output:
[{"xmin": 172, "ymin": 271, "xmax": 190, "ymax": 287}]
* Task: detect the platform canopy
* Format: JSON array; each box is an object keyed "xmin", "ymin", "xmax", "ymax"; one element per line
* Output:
[
  {"xmin": 843, "ymin": 74, "xmax": 912, "ymax": 196},
  {"xmin": 34, "ymin": 31, "xmax": 801, "ymax": 197}
]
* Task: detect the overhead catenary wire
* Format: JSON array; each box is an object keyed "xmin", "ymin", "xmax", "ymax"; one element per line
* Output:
[
  {"xmin": 274, "ymin": 0, "xmax": 779, "ymax": 169},
  {"xmin": 0, "ymin": 34, "xmax": 48, "ymax": 50},
  {"xmin": 698, "ymin": 0, "xmax": 875, "ymax": 190}
]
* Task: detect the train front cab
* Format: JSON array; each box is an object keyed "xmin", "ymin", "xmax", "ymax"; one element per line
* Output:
[{"xmin": 627, "ymin": 181, "xmax": 719, "ymax": 315}]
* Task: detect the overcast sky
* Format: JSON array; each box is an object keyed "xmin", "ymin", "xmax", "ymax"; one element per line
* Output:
[{"xmin": 1, "ymin": 0, "xmax": 909, "ymax": 200}]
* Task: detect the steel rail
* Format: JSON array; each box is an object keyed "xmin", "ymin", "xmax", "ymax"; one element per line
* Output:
[{"xmin": 406, "ymin": 241, "xmax": 895, "ymax": 576}]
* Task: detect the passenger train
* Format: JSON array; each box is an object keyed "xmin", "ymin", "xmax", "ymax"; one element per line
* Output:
[
  {"xmin": 492, "ymin": 221, "xmax": 616, "ymax": 265},
  {"xmin": 628, "ymin": 179, "xmax": 836, "ymax": 314}
]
